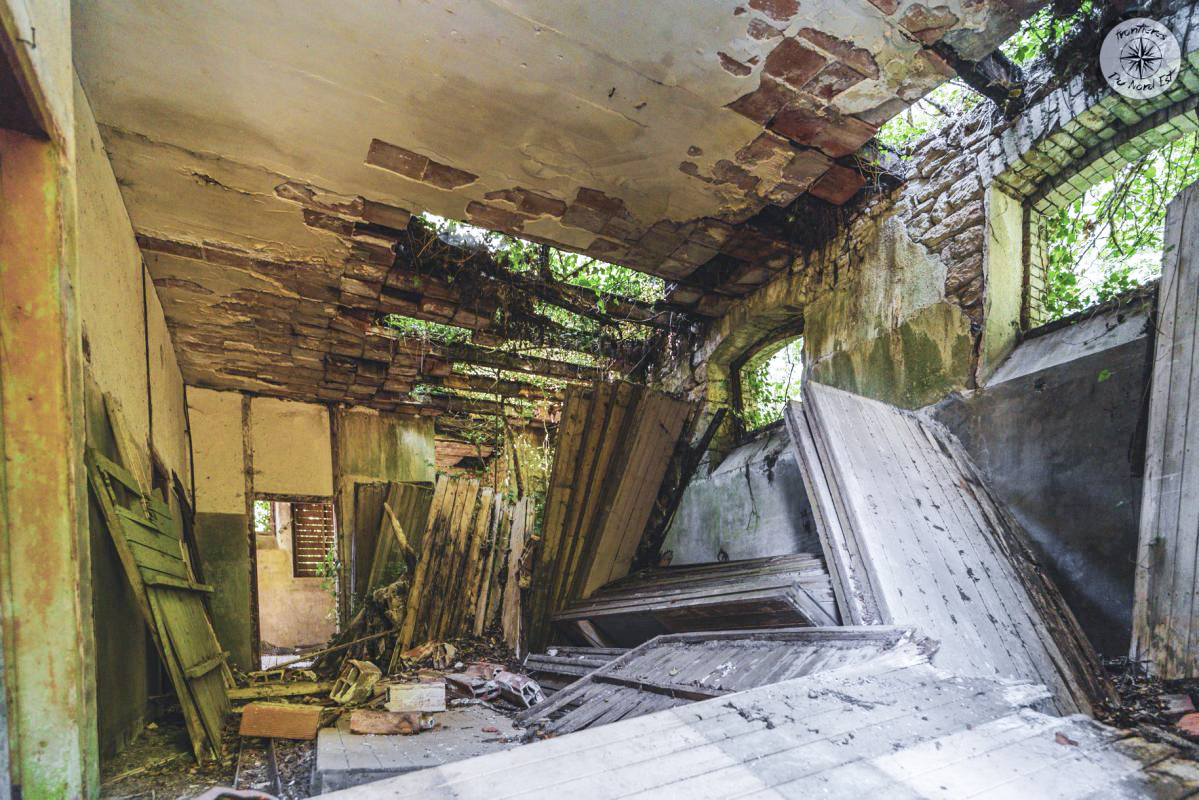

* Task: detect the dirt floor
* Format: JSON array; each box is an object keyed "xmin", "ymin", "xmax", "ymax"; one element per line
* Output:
[{"xmin": 99, "ymin": 712, "xmax": 316, "ymax": 800}]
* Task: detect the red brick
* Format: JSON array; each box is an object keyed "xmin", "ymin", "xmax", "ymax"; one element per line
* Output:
[
  {"xmin": 239, "ymin": 702, "xmax": 323, "ymax": 740},
  {"xmin": 783, "ymin": 149, "xmax": 833, "ymax": 184},
  {"xmin": 726, "ymin": 75, "xmax": 793, "ymax": 125},
  {"xmin": 1177, "ymin": 712, "xmax": 1199, "ymax": 735},
  {"xmin": 718, "ymin": 52, "xmax": 753, "ymax": 76},
  {"xmin": 774, "ymin": 106, "xmax": 876, "ymax": 157},
  {"xmin": 483, "ymin": 187, "xmax": 566, "ymax": 217},
  {"xmin": 422, "ymin": 161, "xmax": 477, "ymax": 190},
  {"xmin": 747, "ymin": 18, "xmax": 784, "ymax": 39},
  {"xmin": 736, "ymin": 132, "xmax": 794, "ymax": 166},
  {"xmin": 803, "ymin": 63, "xmax": 866, "ymax": 101},
  {"xmin": 808, "ymin": 164, "xmax": 866, "ymax": 205},
  {"xmin": 866, "ymin": 0, "xmax": 898, "ymax": 13},
  {"xmin": 366, "ymin": 139, "xmax": 428, "ymax": 180},
  {"xmin": 763, "ymin": 38, "xmax": 828, "ymax": 89},
  {"xmin": 465, "ymin": 201, "xmax": 530, "ymax": 232},
  {"xmin": 899, "ymin": 4, "xmax": 960, "ymax": 44},
  {"xmin": 796, "ymin": 28, "xmax": 880, "ymax": 78},
  {"xmin": 748, "ymin": 0, "xmax": 799, "ymax": 22}
]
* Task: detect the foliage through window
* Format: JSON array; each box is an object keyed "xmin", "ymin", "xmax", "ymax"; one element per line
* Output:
[
  {"xmin": 738, "ymin": 337, "xmax": 804, "ymax": 433},
  {"xmin": 1041, "ymin": 132, "xmax": 1199, "ymax": 320},
  {"xmin": 253, "ymin": 499, "xmax": 272, "ymax": 534}
]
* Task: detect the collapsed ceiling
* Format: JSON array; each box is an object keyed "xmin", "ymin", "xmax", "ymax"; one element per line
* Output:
[{"xmin": 72, "ymin": 0, "xmax": 1030, "ymax": 437}]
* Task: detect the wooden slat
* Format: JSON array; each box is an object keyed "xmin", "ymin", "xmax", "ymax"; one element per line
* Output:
[
  {"xmin": 1133, "ymin": 181, "xmax": 1199, "ymax": 678},
  {"xmin": 785, "ymin": 382, "xmax": 1114, "ymax": 715},
  {"xmin": 86, "ymin": 447, "xmax": 229, "ymax": 762}
]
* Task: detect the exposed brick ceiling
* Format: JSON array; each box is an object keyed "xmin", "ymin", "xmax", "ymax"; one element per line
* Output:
[{"xmin": 73, "ymin": 0, "xmax": 1032, "ymax": 423}]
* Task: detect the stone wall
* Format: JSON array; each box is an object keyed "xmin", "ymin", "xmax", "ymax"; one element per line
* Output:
[{"xmin": 677, "ymin": 1, "xmax": 1199, "ymax": 425}]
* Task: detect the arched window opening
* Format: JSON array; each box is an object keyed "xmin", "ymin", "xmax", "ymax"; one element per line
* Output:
[
  {"xmin": 1035, "ymin": 131, "xmax": 1199, "ymax": 322},
  {"xmin": 732, "ymin": 335, "xmax": 804, "ymax": 438}
]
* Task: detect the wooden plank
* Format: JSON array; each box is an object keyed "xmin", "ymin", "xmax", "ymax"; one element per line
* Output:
[
  {"xmin": 228, "ymin": 681, "xmax": 332, "ymax": 700},
  {"xmin": 338, "ymin": 646, "xmax": 1097, "ymax": 800},
  {"xmin": 399, "ymin": 476, "xmax": 452, "ymax": 648},
  {"xmin": 501, "ymin": 497, "xmax": 530, "ymax": 654},
  {"xmin": 785, "ymin": 381, "xmax": 1114, "ymax": 715},
  {"xmin": 142, "ymin": 574, "xmax": 215, "ymax": 593},
  {"xmin": 528, "ymin": 391, "xmax": 590, "ymax": 650},
  {"xmin": 1134, "ymin": 181, "xmax": 1199, "ymax": 678}
]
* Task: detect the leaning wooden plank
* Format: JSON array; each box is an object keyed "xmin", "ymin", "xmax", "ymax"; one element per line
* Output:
[
  {"xmin": 399, "ymin": 476, "xmax": 452, "ymax": 648},
  {"xmin": 785, "ymin": 382, "xmax": 1114, "ymax": 715},
  {"xmin": 87, "ymin": 448, "xmax": 225, "ymax": 761},
  {"xmin": 588, "ymin": 393, "xmax": 694, "ymax": 594},
  {"xmin": 1133, "ymin": 181, "xmax": 1199, "ymax": 679},
  {"xmin": 501, "ymin": 498, "xmax": 530, "ymax": 654}
]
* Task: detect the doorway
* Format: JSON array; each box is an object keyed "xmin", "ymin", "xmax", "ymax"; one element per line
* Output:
[{"xmin": 252, "ymin": 496, "xmax": 338, "ymax": 667}]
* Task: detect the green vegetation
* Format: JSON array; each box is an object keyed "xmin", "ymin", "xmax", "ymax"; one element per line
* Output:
[
  {"xmin": 1041, "ymin": 132, "xmax": 1199, "ymax": 319},
  {"xmin": 739, "ymin": 337, "xmax": 804, "ymax": 432}
]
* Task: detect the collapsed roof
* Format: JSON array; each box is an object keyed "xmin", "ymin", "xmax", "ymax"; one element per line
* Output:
[{"xmin": 72, "ymin": 0, "xmax": 1031, "ymax": 420}]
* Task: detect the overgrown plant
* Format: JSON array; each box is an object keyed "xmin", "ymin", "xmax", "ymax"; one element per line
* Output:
[{"xmin": 1041, "ymin": 132, "xmax": 1199, "ymax": 319}]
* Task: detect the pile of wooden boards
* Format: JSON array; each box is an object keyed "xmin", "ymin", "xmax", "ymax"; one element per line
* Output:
[
  {"xmin": 528, "ymin": 382, "xmax": 696, "ymax": 650},
  {"xmin": 551, "ymin": 554, "xmax": 839, "ymax": 647},
  {"xmin": 361, "ymin": 482, "xmax": 435, "ymax": 594},
  {"xmin": 519, "ymin": 626, "xmax": 917, "ymax": 736},
  {"xmin": 86, "ymin": 448, "xmax": 231, "ymax": 762},
  {"xmin": 785, "ymin": 381, "xmax": 1115, "ymax": 715},
  {"xmin": 523, "ymin": 646, "xmax": 628, "ymax": 693},
  {"xmin": 398, "ymin": 475, "xmax": 534, "ymax": 654}
]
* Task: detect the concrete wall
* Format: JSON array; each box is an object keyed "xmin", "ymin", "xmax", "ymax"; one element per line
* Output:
[
  {"xmin": 934, "ymin": 299, "xmax": 1154, "ymax": 657},
  {"xmin": 662, "ymin": 427, "xmax": 819, "ymax": 565},
  {"xmin": 75, "ymin": 80, "xmax": 193, "ymax": 760},
  {"xmin": 256, "ymin": 503, "xmax": 335, "ymax": 649},
  {"xmin": 187, "ymin": 390, "xmax": 437, "ymax": 661}
]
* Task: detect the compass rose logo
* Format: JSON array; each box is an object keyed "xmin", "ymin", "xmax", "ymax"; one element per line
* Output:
[
  {"xmin": 1120, "ymin": 36, "xmax": 1163, "ymax": 79},
  {"xmin": 1100, "ymin": 19, "xmax": 1180, "ymax": 100}
]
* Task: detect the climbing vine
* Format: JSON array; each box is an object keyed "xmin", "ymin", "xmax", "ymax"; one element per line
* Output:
[{"xmin": 738, "ymin": 337, "xmax": 804, "ymax": 433}]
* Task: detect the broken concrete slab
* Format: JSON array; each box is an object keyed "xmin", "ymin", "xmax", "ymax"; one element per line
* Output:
[{"xmin": 313, "ymin": 704, "xmax": 524, "ymax": 793}]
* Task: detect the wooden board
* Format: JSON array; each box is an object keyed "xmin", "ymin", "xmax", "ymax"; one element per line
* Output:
[
  {"xmin": 366, "ymin": 482, "xmax": 434, "ymax": 593},
  {"xmin": 399, "ymin": 476, "xmax": 528, "ymax": 648},
  {"xmin": 552, "ymin": 554, "xmax": 838, "ymax": 647},
  {"xmin": 320, "ymin": 644, "xmax": 1191, "ymax": 800},
  {"xmin": 1134, "ymin": 181, "xmax": 1199, "ymax": 679},
  {"xmin": 86, "ymin": 448, "xmax": 231, "ymax": 762},
  {"xmin": 784, "ymin": 382, "xmax": 1115, "ymax": 715},
  {"xmin": 518, "ymin": 625, "xmax": 917, "ymax": 735},
  {"xmin": 528, "ymin": 383, "xmax": 699, "ymax": 651}
]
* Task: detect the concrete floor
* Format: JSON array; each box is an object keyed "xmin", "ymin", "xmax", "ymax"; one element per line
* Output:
[{"xmin": 313, "ymin": 703, "xmax": 525, "ymax": 793}]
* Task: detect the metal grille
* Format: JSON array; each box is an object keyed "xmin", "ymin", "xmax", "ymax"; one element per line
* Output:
[{"xmin": 291, "ymin": 501, "xmax": 335, "ymax": 578}]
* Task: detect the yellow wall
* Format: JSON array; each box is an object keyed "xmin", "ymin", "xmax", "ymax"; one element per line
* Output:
[
  {"xmin": 250, "ymin": 397, "xmax": 333, "ymax": 496},
  {"xmin": 74, "ymin": 77, "xmax": 194, "ymax": 763},
  {"xmin": 76, "ymin": 77, "xmax": 191, "ymax": 491},
  {"xmin": 256, "ymin": 503, "xmax": 336, "ymax": 648}
]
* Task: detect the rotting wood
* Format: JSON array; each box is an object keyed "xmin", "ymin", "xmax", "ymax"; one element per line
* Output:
[
  {"xmin": 552, "ymin": 554, "xmax": 838, "ymax": 648},
  {"xmin": 398, "ymin": 475, "xmax": 530, "ymax": 648},
  {"xmin": 518, "ymin": 626, "xmax": 919, "ymax": 736},
  {"xmin": 1133, "ymin": 182, "xmax": 1199, "ymax": 679},
  {"xmin": 86, "ymin": 448, "xmax": 230, "ymax": 763},
  {"xmin": 528, "ymin": 383, "xmax": 698, "ymax": 651},
  {"xmin": 785, "ymin": 382, "xmax": 1116, "ymax": 715}
]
